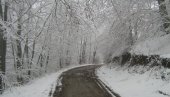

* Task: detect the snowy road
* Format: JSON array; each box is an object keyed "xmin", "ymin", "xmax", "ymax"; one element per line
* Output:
[{"xmin": 53, "ymin": 65, "xmax": 118, "ymax": 97}]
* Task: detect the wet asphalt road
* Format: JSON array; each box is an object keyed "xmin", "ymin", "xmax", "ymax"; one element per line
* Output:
[{"xmin": 53, "ymin": 65, "xmax": 116, "ymax": 97}]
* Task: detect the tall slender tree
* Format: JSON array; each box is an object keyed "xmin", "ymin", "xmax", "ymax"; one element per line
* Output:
[{"xmin": 0, "ymin": 0, "xmax": 8, "ymax": 93}]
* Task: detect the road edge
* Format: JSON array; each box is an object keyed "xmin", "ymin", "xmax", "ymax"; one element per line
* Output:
[{"xmin": 95, "ymin": 67, "xmax": 121, "ymax": 97}]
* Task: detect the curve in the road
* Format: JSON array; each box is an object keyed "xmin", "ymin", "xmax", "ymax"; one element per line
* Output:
[{"xmin": 52, "ymin": 65, "xmax": 120, "ymax": 97}]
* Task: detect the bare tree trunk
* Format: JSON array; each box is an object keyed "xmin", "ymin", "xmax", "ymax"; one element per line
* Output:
[
  {"xmin": 92, "ymin": 50, "xmax": 97, "ymax": 64},
  {"xmin": 82, "ymin": 39, "xmax": 87, "ymax": 64},
  {"xmin": 79, "ymin": 39, "xmax": 83, "ymax": 64},
  {"xmin": 11, "ymin": 38, "xmax": 16, "ymax": 72},
  {"xmin": 59, "ymin": 57, "xmax": 63, "ymax": 68},
  {"xmin": 24, "ymin": 37, "xmax": 29, "ymax": 76},
  {"xmin": 0, "ymin": 1, "xmax": 8, "ymax": 93},
  {"xmin": 79, "ymin": 38, "xmax": 87, "ymax": 64},
  {"xmin": 16, "ymin": 18, "xmax": 23, "ymax": 84},
  {"xmin": 27, "ymin": 39, "xmax": 36, "ymax": 78},
  {"xmin": 39, "ymin": 54, "xmax": 44, "ymax": 75},
  {"xmin": 30, "ymin": 40, "xmax": 35, "ymax": 67},
  {"xmin": 45, "ymin": 50, "xmax": 50, "ymax": 73}
]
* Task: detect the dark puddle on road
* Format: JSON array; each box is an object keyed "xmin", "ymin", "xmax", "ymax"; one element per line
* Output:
[{"xmin": 52, "ymin": 65, "xmax": 115, "ymax": 97}]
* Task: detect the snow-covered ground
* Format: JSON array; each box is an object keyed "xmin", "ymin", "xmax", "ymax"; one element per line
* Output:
[
  {"xmin": 97, "ymin": 65, "xmax": 170, "ymax": 97},
  {"xmin": 96, "ymin": 33, "xmax": 170, "ymax": 97},
  {"xmin": 0, "ymin": 64, "xmax": 95, "ymax": 97},
  {"xmin": 1, "ymin": 63, "xmax": 169, "ymax": 97}
]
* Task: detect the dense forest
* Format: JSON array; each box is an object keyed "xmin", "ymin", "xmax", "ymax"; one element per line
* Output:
[{"xmin": 0, "ymin": 0, "xmax": 170, "ymax": 93}]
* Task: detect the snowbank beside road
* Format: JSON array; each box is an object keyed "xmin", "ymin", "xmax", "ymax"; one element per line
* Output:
[
  {"xmin": 0, "ymin": 72, "xmax": 60, "ymax": 97},
  {"xmin": 96, "ymin": 65, "xmax": 170, "ymax": 97},
  {"xmin": 0, "ymin": 64, "xmax": 95, "ymax": 97}
]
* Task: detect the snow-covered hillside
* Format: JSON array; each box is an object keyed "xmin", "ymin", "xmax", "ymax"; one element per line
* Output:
[
  {"xmin": 131, "ymin": 34, "xmax": 170, "ymax": 58},
  {"xmin": 97, "ymin": 65, "xmax": 170, "ymax": 97},
  {"xmin": 96, "ymin": 33, "xmax": 170, "ymax": 97}
]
